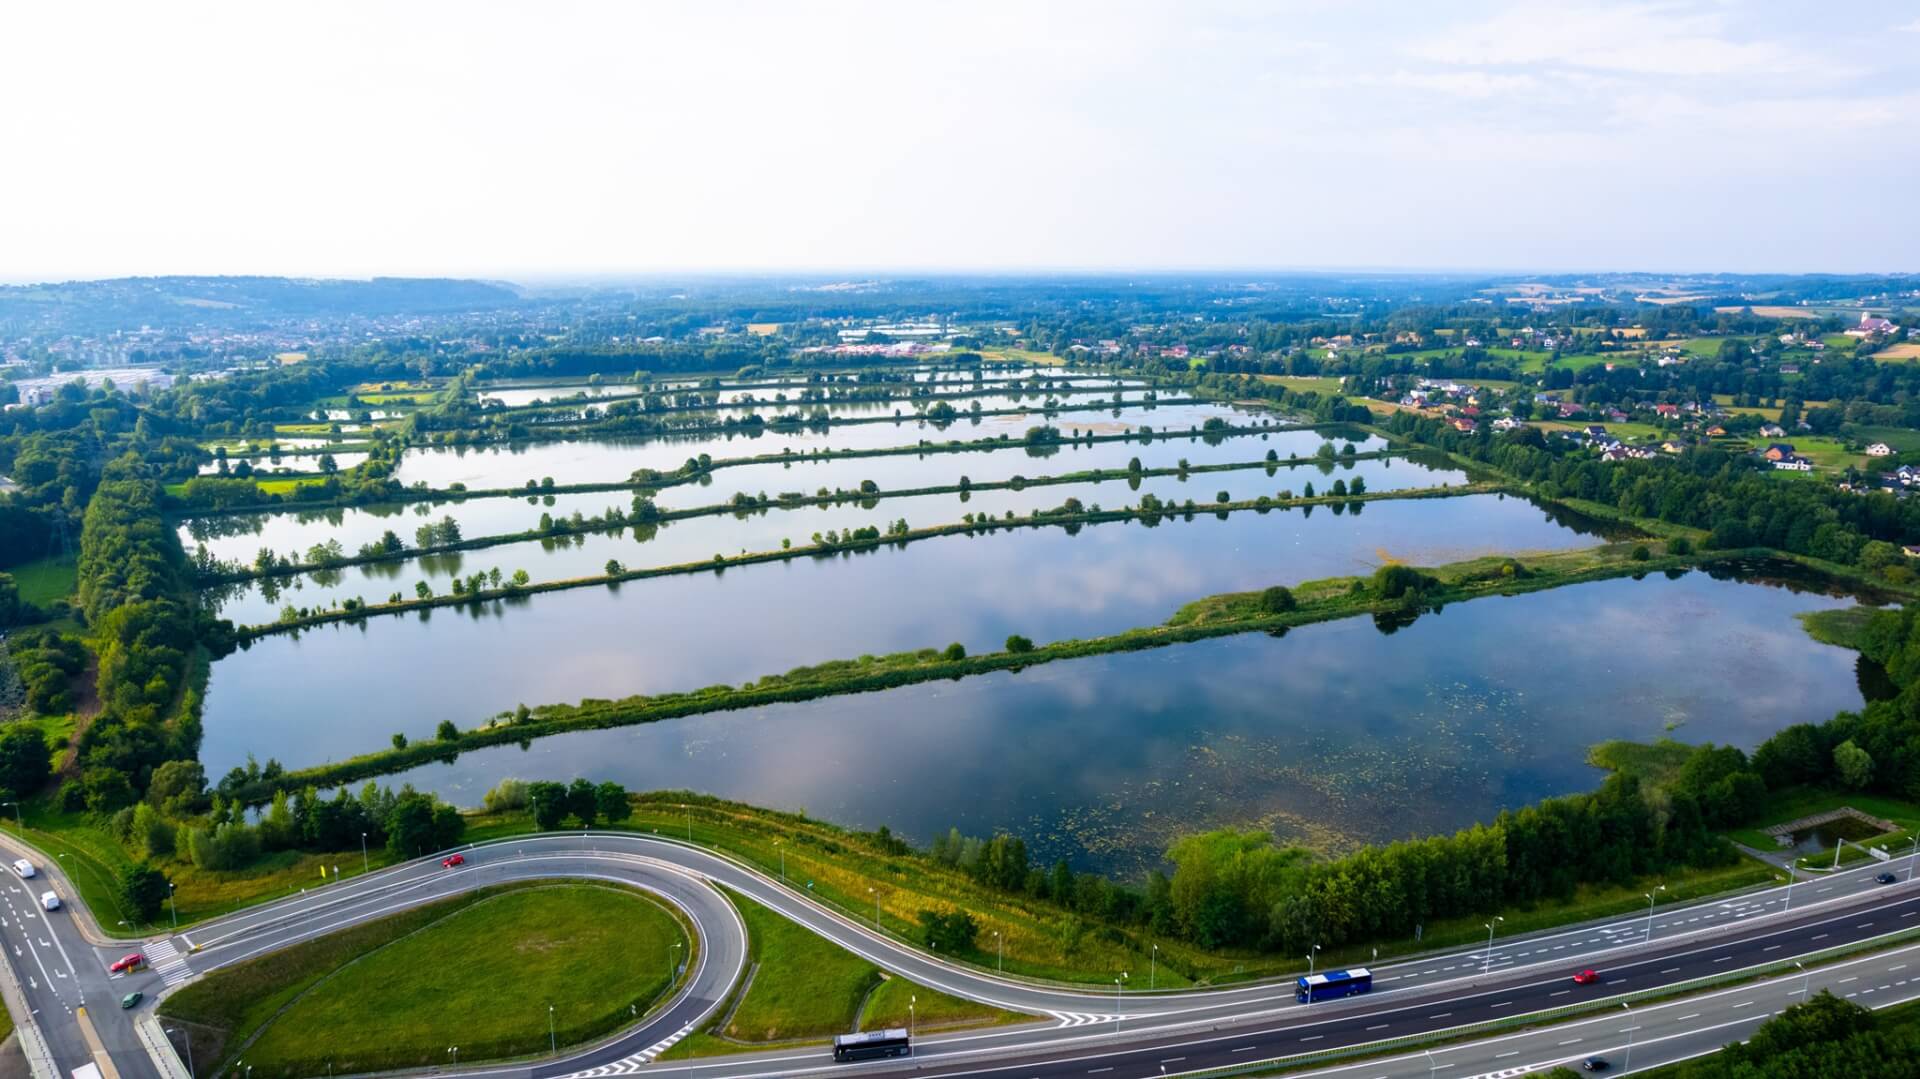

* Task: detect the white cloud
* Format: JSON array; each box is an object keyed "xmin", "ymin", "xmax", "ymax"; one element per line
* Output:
[{"xmin": 1405, "ymin": 2, "xmax": 1803, "ymax": 77}]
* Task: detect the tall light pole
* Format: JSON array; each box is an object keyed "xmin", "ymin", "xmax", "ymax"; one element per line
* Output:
[
  {"xmin": 448, "ymin": 1047, "xmax": 458, "ymax": 1069},
  {"xmin": 1907, "ymin": 834, "xmax": 1918, "ymax": 882},
  {"xmin": 360, "ymin": 832, "xmax": 369, "ymax": 874},
  {"xmin": 1308, "ymin": 943, "xmax": 1320, "ymax": 974},
  {"xmin": 549, "ymin": 1004, "xmax": 556, "ymax": 1054},
  {"xmin": 1643, "ymin": 885, "xmax": 1666, "ymax": 942},
  {"xmin": 1113, "ymin": 972, "xmax": 1127, "ymax": 1035},
  {"xmin": 1483, "ymin": 917, "xmax": 1504, "ymax": 975},
  {"xmin": 168, "ymin": 881, "xmax": 177, "ymax": 931},
  {"xmin": 167, "ymin": 1026, "xmax": 193, "ymax": 1077},
  {"xmin": 2, "ymin": 800, "xmax": 20, "ymax": 829},
  {"xmin": 1150, "ymin": 944, "xmax": 1159, "ymax": 991},
  {"xmin": 775, "ymin": 839, "xmax": 785, "ymax": 882},
  {"xmin": 909, "ymin": 994, "xmax": 916, "ymax": 1053},
  {"xmin": 1795, "ymin": 960, "xmax": 1809, "ymax": 999},
  {"xmin": 869, "ymin": 887, "xmax": 879, "ymax": 929},
  {"xmin": 1620, "ymin": 1002, "xmax": 1634, "ymax": 1073},
  {"xmin": 994, "ymin": 930, "xmax": 1003, "ymax": 972},
  {"xmin": 1783, "ymin": 859, "xmax": 1801, "ymax": 912}
]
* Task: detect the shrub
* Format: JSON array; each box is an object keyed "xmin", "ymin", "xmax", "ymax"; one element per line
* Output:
[
  {"xmin": 1259, "ymin": 586, "xmax": 1297, "ymax": 614},
  {"xmin": 1669, "ymin": 536, "xmax": 1693, "ymax": 556},
  {"xmin": 943, "ymin": 642, "xmax": 967, "ymax": 661},
  {"xmin": 1005, "ymin": 635, "xmax": 1035, "ymax": 654},
  {"xmin": 1631, "ymin": 544, "xmax": 1651, "ymax": 561}
]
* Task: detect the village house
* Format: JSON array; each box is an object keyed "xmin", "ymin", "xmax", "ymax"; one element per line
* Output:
[
  {"xmin": 1759, "ymin": 423, "xmax": 1787, "ymax": 438},
  {"xmin": 1761, "ymin": 443, "xmax": 1797, "ymax": 462},
  {"xmin": 1773, "ymin": 455, "xmax": 1814, "ymax": 472},
  {"xmin": 1846, "ymin": 314, "xmax": 1898, "ymax": 338},
  {"xmin": 1867, "ymin": 443, "xmax": 1894, "ymax": 457},
  {"xmin": 1706, "ymin": 425, "xmax": 1728, "ymax": 437},
  {"xmin": 1652, "ymin": 403, "xmax": 1680, "ymax": 418}
]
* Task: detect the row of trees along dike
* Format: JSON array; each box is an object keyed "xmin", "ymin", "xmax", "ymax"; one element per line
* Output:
[
  {"xmin": 167, "ymin": 417, "xmax": 1321, "ymax": 514},
  {"xmin": 191, "ymin": 443, "xmax": 1395, "ymax": 584}
]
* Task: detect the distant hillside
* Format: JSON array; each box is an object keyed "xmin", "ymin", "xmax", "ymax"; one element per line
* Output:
[{"xmin": 0, "ymin": 275, "xmax": 525, "ymax": 334}]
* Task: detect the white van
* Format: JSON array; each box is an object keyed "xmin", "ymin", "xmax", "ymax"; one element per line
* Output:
[
  {"xmin": 39, "ymin": 890, "xmax": 59, "ymax": 911},
  {"xmin": 11, "ymin": 859, "xmax": 33, "ymax": 878}
]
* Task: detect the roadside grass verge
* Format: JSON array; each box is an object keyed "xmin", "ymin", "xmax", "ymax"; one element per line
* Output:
[
  {"xmin": 160, "ymin": 882, "xmax": 687, "ymax": 1078},
  {"xmin": 660, "ymin": 890, "xmax": 1024, "ymax": 1059}
]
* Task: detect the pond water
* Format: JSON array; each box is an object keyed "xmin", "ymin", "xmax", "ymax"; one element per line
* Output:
[
  {"xmin": 477, "ymin": 376, "xmax": 1144, "ymax": 408},
  {"xmin": 388, "ymin": 401, "xmax": 1267, "ymax": 488},
  {"xmin": 200, "ymin": 454, "xmax": 1469, "ymax": 623},
  {"xmin": 361, "ymin": 568, "xmax": 1864, "ymax": 875},
  {"xmin": 198, "ymin": 452, "xmax": 371, "ymax": 476},
  {"xmin": 177, "ymin": 429, "xmax": 1395, "ymax": 567},
  {"xmin": 201, "ymin": 490, "xmax": 1605, "ymax": 765}
]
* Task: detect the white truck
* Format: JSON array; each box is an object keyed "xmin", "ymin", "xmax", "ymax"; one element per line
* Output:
[
  {"xmin": 40, "ymin": 889, "xmax": 60, "ymax": 911},
  {"xmin": 71, "ymin": 1064, "xmax": 104, "ymax": 1079}
]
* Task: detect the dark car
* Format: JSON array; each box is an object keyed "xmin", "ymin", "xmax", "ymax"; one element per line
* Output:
[
  {"xmin": 1877, "ymin": 872, "xmax": 1898, "ymax": 884},
  {"xmin": 120, "ymin": 991, "xmax": 143, "ymax": 1010},
  {"xmin": 441, "ymin": 853, "xmax": 466, "ymax": 868},
  {"xmin": 110, "ymin": 953, "xmax": 144, "ymax": 974},
  {"xmin": 1581, "ymin": 1058, "xmax": 1609, "ymax": 1072},
  {"xmin": 1572, "ymin": 969, "xmax": 1600, "ymax": 985}
]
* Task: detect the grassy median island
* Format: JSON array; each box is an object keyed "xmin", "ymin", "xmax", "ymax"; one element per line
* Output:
[
  {"xmin": 158, "ymin": 882, "xmax": 689, "ymax": 1078},
  {"xmin": 661, "ymin": 891, "xmax": 1026, "ymax": 1059}
]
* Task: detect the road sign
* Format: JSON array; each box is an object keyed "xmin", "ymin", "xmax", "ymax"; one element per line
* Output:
[{"xmin": 1871, "ymin": 845, "xmax": 1891, "ymax": 862}]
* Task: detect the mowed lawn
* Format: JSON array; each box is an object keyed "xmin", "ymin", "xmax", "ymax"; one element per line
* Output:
[
  {"xmin": 168, "ymin": 883, "xmax": 686, "ymax": 1077},
  {"xmin": 9, "ymin": 553, "xmax": 77, "ymax": 606},
  {"xmin": 665, "ymin": 891, "xmax": 1023, "ymax": 1057}
]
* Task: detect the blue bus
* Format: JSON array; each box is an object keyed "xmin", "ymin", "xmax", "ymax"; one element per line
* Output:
[{"xmin": 1296, "ymin": 967, "xmax": 1372, "ymax": 1003}]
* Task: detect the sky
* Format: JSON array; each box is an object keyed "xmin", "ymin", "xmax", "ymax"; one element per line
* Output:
[{"xmin": 3, "ymin": 0, "xmax": 1917, "ymax": 282}]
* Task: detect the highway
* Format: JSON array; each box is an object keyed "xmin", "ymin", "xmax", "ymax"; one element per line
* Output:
[{"xmin": 0, "ymin": 828, "xmax": 1914, "ymax": 1079}]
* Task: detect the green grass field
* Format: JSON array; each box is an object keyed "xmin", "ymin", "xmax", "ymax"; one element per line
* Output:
[
  {"xmin": 1255, "ymin": 375, "xmax": 1347, "ymax": 395},
  {"xmin": 8, "ymin": 553, "xmax": 77, "ymax": 606},
  {"xmin": 661, "ymin": 890, "xmax": 1022, "ymax": 1058},
  {"xmin": 1848, "ymin": 426, "xmax": 1920, "ymax": 455},
  {"xmin": 162, "ymin": 883, "xmax": 686, "ymax": 1077}
]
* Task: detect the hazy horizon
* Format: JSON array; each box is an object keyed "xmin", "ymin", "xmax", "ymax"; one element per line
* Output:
[{"xmin": 6, "ymin": 0, "xmax": 1917, "ymax": 281}]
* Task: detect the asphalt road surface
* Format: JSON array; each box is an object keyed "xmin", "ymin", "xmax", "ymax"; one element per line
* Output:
[{"xmin": 1, "ymin": 829, "xmax": 1912, "ymax": 1079}]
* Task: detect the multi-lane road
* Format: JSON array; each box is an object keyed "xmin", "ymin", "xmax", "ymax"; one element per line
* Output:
[{"xmin": 0, "ymin": 829, "xmax": 1913, "ymax": 1079}]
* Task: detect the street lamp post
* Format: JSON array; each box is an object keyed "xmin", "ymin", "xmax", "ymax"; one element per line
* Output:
[
  {"xmin": 1783, "ymin": 859, "xmax": 1801, "ymax": 912},
  {"xmin": 1308, "ymin": 943, "xmax": 1320, "ymax": 974},
  {"xmin": 869, "ymin": 887, "xmax": 879, "ymax": 929},
  {"xmin": 1796, "ymin": 960, "xmax": 1809, "ymax": 999},
  {"xmin": 1621, "ymin": 1002, "xmax": 1635, "ymax": 1073},
  {"xmin": 360, "ymin": 832, "xmax": 369, "ymax": 874},
  {"xmin": 1112, "ymin": 972, "xmax": 1127, "ymax": 1035},
  {"xmin": 1150, "ymin": 944, "xmax": 1159, "ymax": 991},
  {"xmin": 167, "ymin": 1027, "xmax": 193, "ymax": 1077},
  {"xmin": 994, "ymin": 930, "xmax": 1003, "ymax": 972},
  {"xmin": 549, "ymin": 1004, "xmax": 556, "ymax": 1054},
  {"xmin": 775, "ymin": 840, "xmax": 785, "ymax": 881},
  {"xmin": 1425, "ymin": 1049, "xmax": 1438, "ymax": 1078},
  {"xmin": 1907, "ymin": 834, "xmax": 1918, "ymax": 882},
  {"xmin": 168, "ymin": 881, "xmax": 177, "ymax": 931},
  {"xmin": 449, "ymin": 1047, "xmax": 459, "ymax": 1069},
  {"xmin": 2, "ymin": 800, "xmax": 20, "ymax": 829},
  {"xmin": 1643, "ymin": 885, "xmax": 1666, "ymax": 942},
  {"xmin": 910, "ymin": 994, "xmax": 916, "ymax": 1054},
  {"xmin": 1483, "ymin": 916, "xmax": 1505, "ymax": 975}
]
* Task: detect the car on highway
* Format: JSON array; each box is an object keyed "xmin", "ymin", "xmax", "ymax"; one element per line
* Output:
[
  {"xmin": 1878, "ymin": 872, "xmax": 1899, "ymax": 884},
  {"xmin": 1581, "ymin": 1057, "xmax": 1609, "ymax": 1072},
  {"xmin": 11, "ymin": 858, "xmax": 33, "ymax": 878},
  {"xmin": 39, "ymin": 890, "xmax": 59, "ymax": 911},
  {"xmin": 1572, "ymin": 969, "xmax": 1600, "ymax": 985},
  {"xmin": 110, "ymin": 953, "xmax": 144, "ymax": 974},
  {"xmin": 120, "ymin": 991, "xmax": 142, "ymax": 1010},
  {"xmin": 441, "ymin": 853, "xmax": 466, "ymax": 868}
]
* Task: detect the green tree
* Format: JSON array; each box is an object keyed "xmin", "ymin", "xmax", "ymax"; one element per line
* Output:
[
  {"xmin": 0, "ymin": 723, "xmax": 52, "ymax": 799},
  {"xmin": 118, "ymin": 862, "xmax": 170, "ymax": 921},
  {"xmin": 594, "ymin": 781, "xmax": 630, "ymax": 824},
  {"xmin": 435, "ymin": 719, "xmax": 459, "ymax": 741},
  {"xmin": 1005, "ymin": 634, "xmax": 1034, "ymax": 653},
  {"xmin": 527, "ymin": 781, "xmax": 569, "ymax": 830},
  {"xmin": 567, "ymin": 778, "xmax": 599, "ymax": 828},
  {"xmin": 1834, "ymin": 739, "xmax": 1874, "ymax": 788},
  {"xmin": 918, "ymin": 908, "xmax": 980, "ymax": 952},
  {"xmin": 1259, "ymin": 586, "xmax": 1297, "ymax": 614}
]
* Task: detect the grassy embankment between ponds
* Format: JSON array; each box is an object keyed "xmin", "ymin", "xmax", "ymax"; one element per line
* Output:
[
  {"xmin": 200, "ymin": 448, "xmax": 1408, "ymax": 584},
  {"xmin": 156, "ymin": 882, "xmax": 689, "ymax": 1078},
  {"xmin": 230, "ymin": 479, "xmax": 1510, "ymax": 635},
  {"xmin": 659, "ymin": 890, "xmax": 1025, "ymax": 1059},
  {"xmin": 483, "ymin": 378, "xmax": 1161, "ymax": 421},
  {"xmin": 166, "ymin": 419, "xmax": 1332, "ymax": 515}
]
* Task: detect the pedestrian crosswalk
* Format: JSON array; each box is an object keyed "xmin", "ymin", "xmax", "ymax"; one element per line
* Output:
[
  {"xmin": 145, "ymin": 937, "xmax": 192, "ymax": 987},
  {"xmin": 1049, "ymin": 1011, "xmax": 1124, "ymax": 1028}
]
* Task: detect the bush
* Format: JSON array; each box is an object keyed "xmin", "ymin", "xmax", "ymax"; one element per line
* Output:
[
  {"xmin": 943, "ymin": 642, "xmax": 966, "ymax": 661},
  {"xmin": 1258, "ymin": 586, "xmax": 1297, "ymax": 614},
  {"xmin": 1630, "ymin": 544, "xmax": 1651, "ymax": 561},
  {"xmin": 918, "ymin": 908, "xmax": 979, "ymax": 952},
  {"xmin": 1371, "ymin": 564, "xmax": 1436, "ymax": 600},
  {"xmin": 1005, "ymin": 635, "xmax": 1035, "ymax": 654},
  {"xmin": 1669, "ymin": 536, "xmax": 1694, "ymax": 556},
  {"xmin": 482, "ymin": 779, "xmax": 529, "ymax": 813},
  {"xmin": 119, "ymin": 862, "xmax": 170, "ymax": 921}
]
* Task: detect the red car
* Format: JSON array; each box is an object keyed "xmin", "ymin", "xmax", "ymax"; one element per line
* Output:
[
  {"xmin": 1572, "ymin": 969, "xmax": 1600, "ymax": 986},
  {"xmin": 441, "ymin": 853, "xmax": 466, "ymax": 868},
  {"xmin": 110, "ymin": 953, "xmax": 144, "ymax": 974}
]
